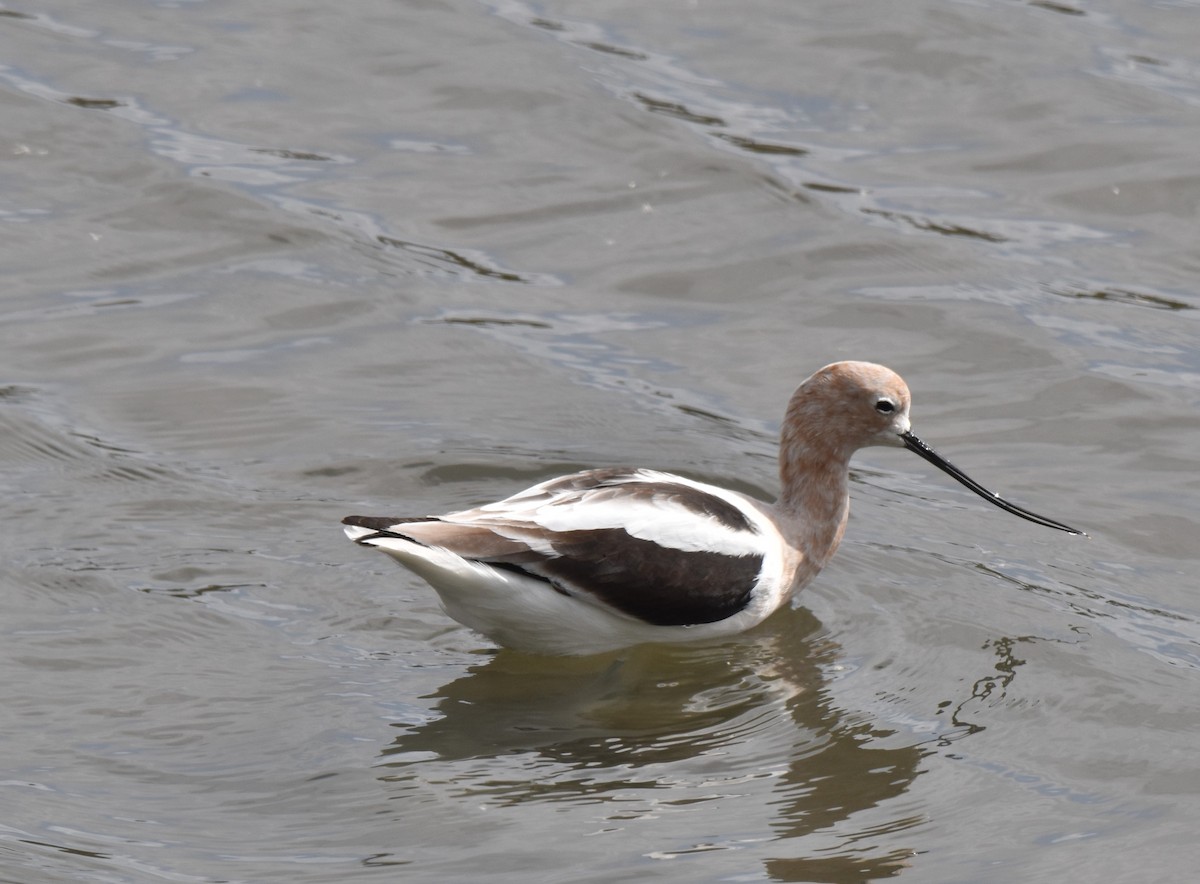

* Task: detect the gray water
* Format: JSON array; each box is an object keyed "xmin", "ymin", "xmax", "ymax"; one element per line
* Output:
[{"xmin": 2, "ymin": 1, "xmax": 1199, "ymax": 881}]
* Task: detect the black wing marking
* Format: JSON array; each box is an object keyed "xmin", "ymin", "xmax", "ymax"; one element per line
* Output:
[
  {"xmin": 523, "ymin": 527, "xmax": 762, "ymax": 626},
  {"xmin": 343, "ymin": 469, "xmax": 767, "ymax": 626}
]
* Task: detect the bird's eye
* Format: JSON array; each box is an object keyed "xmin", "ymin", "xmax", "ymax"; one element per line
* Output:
[{"xmin": 875, "ymin": 398, "xmax": 896, "ymax": 414}]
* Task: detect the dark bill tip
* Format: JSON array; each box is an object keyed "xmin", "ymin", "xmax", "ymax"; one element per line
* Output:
[{"xmin": 900, "ymin": 431, "xmax": 1087, "ymax": 536}]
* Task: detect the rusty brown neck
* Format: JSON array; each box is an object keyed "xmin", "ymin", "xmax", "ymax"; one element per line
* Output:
[{"xmin": 775, "ymin": 398, "xmax": 855, "ymax": 572}]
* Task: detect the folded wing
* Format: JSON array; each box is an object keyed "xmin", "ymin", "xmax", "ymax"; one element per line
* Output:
[{"xmin": 343, "ymin": 468, "xmax": 769, "ymax": 626}]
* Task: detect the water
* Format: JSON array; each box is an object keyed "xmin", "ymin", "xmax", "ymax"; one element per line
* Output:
[{"xmin": 2, "ymin": 0, "xmax": 1199, "ymax": 880}]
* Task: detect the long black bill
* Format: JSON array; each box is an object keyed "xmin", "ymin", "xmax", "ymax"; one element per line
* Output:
[{"xmin": 901, "ymin": 431, "xmax": 1086, "ymax": 536}]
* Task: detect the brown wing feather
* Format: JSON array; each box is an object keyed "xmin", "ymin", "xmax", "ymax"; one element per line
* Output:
[
  {"xmin": 343, "ymin": 516, "xmax": 547, "ymax": 563},
  {"xmin": 343, "ymin": 469, "xmax": 766, "ymax": 627}
]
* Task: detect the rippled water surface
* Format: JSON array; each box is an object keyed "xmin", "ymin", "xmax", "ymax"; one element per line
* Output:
[{"xmin": 3, "ymin": 0, "xmax": 1199, "ymax": 881}]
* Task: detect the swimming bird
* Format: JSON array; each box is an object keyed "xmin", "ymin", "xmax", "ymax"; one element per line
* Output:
[{"xmin": 343, "ymin": 361, "xmax": 1082, "ymax": 655}]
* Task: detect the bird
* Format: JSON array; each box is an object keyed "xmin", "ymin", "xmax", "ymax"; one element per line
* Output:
[{"xmin": 343, "ymin": 361, "xmax": 1083, "ymax": 655}]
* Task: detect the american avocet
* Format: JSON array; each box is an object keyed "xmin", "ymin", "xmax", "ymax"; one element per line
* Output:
[{"xmin": 343, "ymin": 361, "xmax": 1082, "ymax": 655}]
